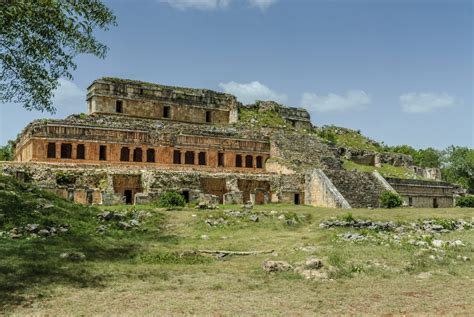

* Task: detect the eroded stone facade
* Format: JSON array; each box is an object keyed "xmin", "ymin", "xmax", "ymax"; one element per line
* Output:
[{"xmin": 6, "ymin": 77, "xmax": 460, "ymax": 208}]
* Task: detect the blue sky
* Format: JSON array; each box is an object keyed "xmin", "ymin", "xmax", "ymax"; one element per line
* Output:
[{"xmin": 1, "ymin": 0, "xmax": 472, "ymax": 149}]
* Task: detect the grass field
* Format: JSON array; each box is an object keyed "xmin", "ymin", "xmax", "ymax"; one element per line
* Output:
[{"xmin": 1, "ymin": 176, "xmax": 473, "ymax": 316}]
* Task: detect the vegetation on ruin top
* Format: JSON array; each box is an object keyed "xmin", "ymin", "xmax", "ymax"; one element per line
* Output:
[
  {"xmin": 315, "ymin": 126, "xmax": 382, "ymax": 152},
  {"xmin": 236, "ymin": 107, "xmax": 287, "ymax": 129},
  {"xmin": 342, "ymin": 160, "xmax": 423, "ymax": 180}
]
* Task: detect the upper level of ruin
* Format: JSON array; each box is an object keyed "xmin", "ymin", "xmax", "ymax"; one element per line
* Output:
[{"xmin": 87, "ymin": 77, "xmax": 240, "ymax": 124}]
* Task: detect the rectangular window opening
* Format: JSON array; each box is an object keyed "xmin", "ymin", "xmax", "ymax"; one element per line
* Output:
[
  {"xmin": 173, "ymin": 150, "xmax": 181, "ymax": 164},
  {"xmin": 185, "ymin": 151, "xmax": 195, "ymax": 165},
  {"xmin": 99, "ymin": 145, "xmax": 107, "ymax": 161},
  {"xmin": 163, "ymin": 106, "xmax": 170, "ymax": 118},
  {"xmin": 198, "ymin": 152, "xmax": 206, "ymax": 165},
  {"xmin": 47, "ymin": 142, "xmax": 56, "ymax": 158},
  {"xmin": 116, "ymin": 100, "xmax": 123, "ymax": 113},
  {"xmin": 133, "ymin": 148, "xmax": 143, "ymax": 162},
  {"xmin": 147, "ymin": 149, "xmax": 155, "ymax": 163},
  {"xmin": 76, "ymin": 144, "xmax": 85, "ymax": 160},
  {"xmin": 235, "ymin": 154, "xmax": 242, "ymax": 167},
  {"xmin": 60, "ymin": 143, "xmax": 72, "ymax": 159}
]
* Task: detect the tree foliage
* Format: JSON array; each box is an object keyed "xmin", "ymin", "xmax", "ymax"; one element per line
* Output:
[
  {"xmin": 385, "ymin": 145, "xmax": 442, "ymax": 168},
  {"xmin": 0, "ymin": 0, "xmax": 116, "ymax": 113},
  {"xmin": 154, "ymin": 191, "xmax": 186, "ymax": 209},
  {"xmin": 0, "ymin": 140, "xmax": 14, "ymax": 161},
  {"xmin": 379, "ymin": 191, "xmax": 403, "ymax": 209},
  {"xmin": 442, "ymin": 146, "xmax": 474, "ymax": 193}
]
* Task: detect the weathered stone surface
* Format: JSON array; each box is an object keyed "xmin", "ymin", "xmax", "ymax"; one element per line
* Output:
[
  {"xmin": 262, "ymin": 260, "xmax": 293, "ymax": 273},
  {"xmin": 324, "ymin": 169, "xmax": 386, "ymax": 208}
]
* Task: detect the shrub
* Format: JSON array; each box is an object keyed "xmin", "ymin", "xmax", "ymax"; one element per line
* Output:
[
  {"xmin": 155, "ymin": 191, "xmax": 186, "ymax": 208},
  {"xmin": 339, "ymin": 212, "xmax": 355, "ymax": 222},
  {"xmin": 379, "ymin": 191, "xmax": 403, "ymax": 208},
  {"xmin": 456, "ymin": 196, "xmax": 474, "ymax": 208}
]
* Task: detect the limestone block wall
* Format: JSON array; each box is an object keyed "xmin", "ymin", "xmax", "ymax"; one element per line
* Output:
[
  {"xmin": 87, "ymin": 78, "xmax": 239, "ymax": 124},
  {"xmin": 304, "ymin": 169, "xmax": 351, "ymax": 209},
  {"xmin": 1, "ymin": 162, "xmax": 302, "ymax": 206},
  {"xmin": 324, "ymin": 169, "xmax": 386, "ymax": 208}
]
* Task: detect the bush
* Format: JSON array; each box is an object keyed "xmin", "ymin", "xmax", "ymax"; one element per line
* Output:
[
  {"xmin": 379, "ymin": 191, "xmax": 403, "ymax": 208},
  {"xmin": 155, "ymin": 191, "xmax": 186, "ymax": 208},
  {"xmin": 456, "ymin": 196, "xmax": 474, "ymax": 208}
]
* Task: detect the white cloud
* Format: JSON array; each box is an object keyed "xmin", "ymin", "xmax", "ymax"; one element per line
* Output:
[
  {"xmin": 248, "ymin": 0, "xmax": 277, "ymax": 10},
  {"xmin": 161, "ymin": 0, "xmax": 231, "ymax": 10},
  {"xmin": 52, "ymin": 78, "xmax": 85, "ymax": 113},
  {"xmin": 162, "ymin": 0, "xmax": 276, "ymax": 10},
  {"xmin": 219, "ymin": 81, "xmax": 287, "ymax": 104},
  {"xmin": 400, "ymin": 92, "xmax": 457, "ymax": 113},
  {"xmin": 301, "ymin": 90, "xmax": 371, "ymax": 112}
]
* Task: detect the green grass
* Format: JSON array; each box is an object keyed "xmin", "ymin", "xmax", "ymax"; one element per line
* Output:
[
  {"xmin": 343, "ymin": 159, "xmax": 423, "ymax": 179},
  {"xmin": 1, "ymin": 175, "xmax": 473, "ymax": 315},
  {"xmin": 237, "ymin": 107, "xmax": 286, "ymax": 128},
  {"xmin": 318, "ymin": 126, "xmax": 381, "ymax": 151}
]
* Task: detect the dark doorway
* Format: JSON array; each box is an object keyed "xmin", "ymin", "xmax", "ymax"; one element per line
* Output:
[
  {"xmin": 116, "ymin": 100, "xmax": 123, "ymax": 113},
  {"xmin": 256, "ymin": 156, "xmax": 263, "ymax": 168},
  {"xmin": 294, "ymin": 193, "xmax": 300, "ymax": 205},
  {"xmin": 133, "ymin": 148, "xmax": 143, "ymax": 162},
  {"xmin": 198, "ymin": 152, "xmax": 206, "ymax": 165},
  {"xmin": 433, "ymin": 198, "xmax": 438, "ymax": 208},
  {"xmin": 173, "ymin": 150, "xmax": 181, "ymax": 164},
  {"xmin": 99, "ymin": 145, "xmax": 107, "ymax": 161},
  {"xmin": 205, "ymin": 111, "xmax": 211, "ymax": 123},
  {"xmin": 86, "ymin": 190, "xmax": 93, "ymax": 205},
  {"xmin": 47, "ymin": 142, "xmax": 56, "ymax": 158},
  {"xmin": 409, "ymin": 197, "xmax": 413, "ymax": 207},
  {"xmin": 147, "ymin": 149, "xmax": 155, "ymax": 163},
  {"xmin": 124, "ymin": 190, "xmax": 133, "ymax": 204},
  {"xmin": 120, "ymin": 147, "xmax": 130, "ymax": 161},
  {"xmin": 76, "ymin": 144, "xmax": 85, "ymax": 160},
  {"xmin": 182, "ymin": 190, "xmax": 190, "ymax": 203},
  {"xmin": 235, "ymin": 154, "xmax": 242, "ymax": 167},
  {"xmin": 185, "ymin": 151, "xmax": 195, "ymax": 164},
  {"xmin": 245, "ymin": 155, "xmax": 253, "ymax": 168},
  {"xmin": 163, "ymin": 106, "xmax": 170, "ymax": 118},
  {"xmin": 61, "ymin": 143, "xmax": 72, "ymax": 159}
]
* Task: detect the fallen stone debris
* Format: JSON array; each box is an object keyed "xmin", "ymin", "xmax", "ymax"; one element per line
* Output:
[
  {"xmin": 320, "ymin": 217, "xmax": 474, "ymax": 233},
  {"xmin": 60, "ymin": 251, "xmax": 86, "ymax": 261},
  {"xmin": 96, "ymin": 209, "xmax": 151, "ymax": 232},
  {"xmin": 1, "ymin": 223, "xmax": 70, "ymax": 239},
  {"xmin": 204, "ymin": 209, "xmax": 304, "ymax": 227},
  {"xmin": 263, "ymin": 257, "xmax": 329, "ymax": 280}
]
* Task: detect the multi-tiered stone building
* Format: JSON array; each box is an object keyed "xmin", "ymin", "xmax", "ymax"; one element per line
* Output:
[{"xmin": 5, "ymin": 77, "xmax": 460, "ymax": 208}]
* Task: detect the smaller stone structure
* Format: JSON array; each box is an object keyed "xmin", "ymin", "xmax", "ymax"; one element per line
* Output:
[{"xmin": 385, "ymin": 178, "xmax": 456, "ymax": 208}]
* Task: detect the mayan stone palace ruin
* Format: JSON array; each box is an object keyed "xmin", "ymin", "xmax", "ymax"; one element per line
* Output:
[{"xmin": 2, "ymin": 78, "xmax": 464, "ymax": 208}]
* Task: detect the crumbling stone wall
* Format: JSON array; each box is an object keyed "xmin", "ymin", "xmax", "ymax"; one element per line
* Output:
[
  {"xmin": 324, "ymin": 169, "xmax": 386, "ymax": 208},
  {"xmin": 270, "ymin": 131, "xmax": 341, "ymax": 173}
]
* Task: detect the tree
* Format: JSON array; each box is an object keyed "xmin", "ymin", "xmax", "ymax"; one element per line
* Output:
[
  {"xmin": 442, "ymin": 146, "xmax": 474, "ymax": 193},
  {"xmin": 0, "ymin": 140, "xmax": 15, "ymax": 161},
  {"xmin": 416, "ymin": 147, "xmax": 442, "ymax": 168},
  {"xmin": 0, "ymin": 0, "xmax": 116, "ymax": 113}
]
